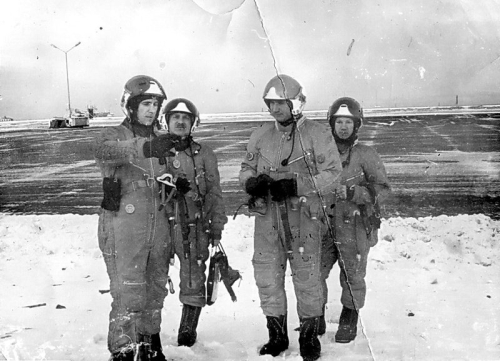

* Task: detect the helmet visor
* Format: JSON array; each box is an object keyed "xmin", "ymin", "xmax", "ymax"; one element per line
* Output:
[{"xmin": 125, "ymin": 76, "xmax": 165, "ymax": 98}]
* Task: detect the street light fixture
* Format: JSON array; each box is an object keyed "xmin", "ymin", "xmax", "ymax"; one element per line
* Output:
[{"xmin": 50, "ymin": 41, "xmax": 81, "ymax": 118}]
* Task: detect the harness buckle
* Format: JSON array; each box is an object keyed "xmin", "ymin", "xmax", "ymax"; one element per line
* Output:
[{"xmin": 144, "ymin": 174, "xmax": 155, "ymax": 187}]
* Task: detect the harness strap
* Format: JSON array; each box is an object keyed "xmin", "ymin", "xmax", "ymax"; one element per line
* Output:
[
  {"xmin": 176, "ymin": 193, "xmax": 192, "ymax": 286},
  {"xmin": 277, "ymin": 200, "xmax": 294, "ymax": 260}
]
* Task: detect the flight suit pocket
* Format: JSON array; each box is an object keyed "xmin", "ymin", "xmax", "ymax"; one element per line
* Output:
[
  {"xmin": 291, "ymin": 254, "xmax": 318, "ymax": 283},
  {"xmin": 253, "ymin": 255, "xmax": 283, "ymax": 289}
]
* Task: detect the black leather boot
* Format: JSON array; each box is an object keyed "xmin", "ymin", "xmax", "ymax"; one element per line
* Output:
[
  {"xmin": 318, "ymin": 304, "xmax": 326, "ymax": 336},
  {"xmin": 109, "ymin": 349, "xmax": 134, "ymax": 361},
  {"xmin": 136, "ymin": 343, "xmax": 151, "ymax": 361},
  {"xmin": 178, "ymin": 304, "xmax": 202, "ymax": 347},
  {"xmin": 335, "ymin": 306, "xmax": 359, "ymax": 343},
  {"xmin": 136, "ymin": 334, "xmax": 153, "ymax": 361},
  {"xmin": 299, "ymin": 317, "xmax": 321, "ymax": 361},
  {"xmin": 151, "ymin": 333, "xmax": 166, "ymax": 361},
  {"xmin": 259, "ymin": 314, "xmax": 289, "ymax": 357}
]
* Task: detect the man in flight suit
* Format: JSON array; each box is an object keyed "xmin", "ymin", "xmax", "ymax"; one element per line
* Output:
[
  {"xmin": 94, "ymin": 75, "xmax": 179, "ymax": 361},
  {"xmin": 239, "ymin": 74, "xmax": 342, "ymax": 361},
  {"xmin": 160, "ymin": 98, "xmax": 227, "ymax": 348}
]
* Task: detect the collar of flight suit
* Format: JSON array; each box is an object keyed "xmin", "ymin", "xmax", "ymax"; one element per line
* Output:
[{"xmin": 274, "ymin": 114, "xmax": 306, "ymax": 133}]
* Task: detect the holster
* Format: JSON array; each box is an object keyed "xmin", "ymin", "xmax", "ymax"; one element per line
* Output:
[
  {"xmin": 101, "ymin": 177, "xmax": 122, "ymax": 211},
  {"xmin": 359, "ymin": 204, "xmax": 380, "ymax": 247}
]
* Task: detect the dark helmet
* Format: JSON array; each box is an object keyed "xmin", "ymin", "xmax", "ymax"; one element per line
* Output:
[
  {"xmin": 263, "ymin": 74, "xmax": 306, "ymax": 116},
  {"xmin": 163, "ymin": 98, "xmax": 200, "ymax": 133},
  {"xmin": 328, "ymin": 97, "xmax": 363, "ymax": 147},
  {"xmin": 327, "ymin": 97, "xmax": 363, "ymax": 130},
  {"xmin": 120, "ymin": 75, "xmax": 167, "ymax": 118}
]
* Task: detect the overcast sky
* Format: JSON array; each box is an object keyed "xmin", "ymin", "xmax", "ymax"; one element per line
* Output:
[{"xmin": 1, "ymin": 0, "xmax": 500, "ymax": 120}]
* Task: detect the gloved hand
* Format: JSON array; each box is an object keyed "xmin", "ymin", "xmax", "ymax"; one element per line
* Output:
[
  {"xmin": 143, "ymin": 134, "xmax": 180, "ymax": 158},
  {"xmin": 245, "ymin": 174, "xmax": 273, "ymax": 197},
  {"xmin": 208, "ymin": 228, "xmax": 222, "ymax": 247},
  {"xmin": 269, "ymin": 178, "xmax": 297, "ymax": 202},
  {"xmin": 174, "ymin": 136, "xmax": 192, "ymax": 152},
  {"xmin": 175, "ymin": 177, "xmax": 191, "ymax": 195}
]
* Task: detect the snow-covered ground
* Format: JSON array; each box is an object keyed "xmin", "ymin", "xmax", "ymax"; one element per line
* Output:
[{"xmin": 0, "ymin": 213, "xmax": 499, "ymax": 360}]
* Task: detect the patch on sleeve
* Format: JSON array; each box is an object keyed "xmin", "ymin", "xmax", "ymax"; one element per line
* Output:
[
  {"xmin": 317, "ymin": 154, "xmax": 325, "ymax": 164},
  {"xmin": 246, "ymin": 152, "xmax": 255, "ymax": 161}
]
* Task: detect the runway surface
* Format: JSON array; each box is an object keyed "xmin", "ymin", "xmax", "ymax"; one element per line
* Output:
[{"xmin": 1, "ymin": 113, "xmax": 499, "ymax": 219}]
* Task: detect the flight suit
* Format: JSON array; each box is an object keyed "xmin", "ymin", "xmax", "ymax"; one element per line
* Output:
[
  {"xmin": 162, "ymin": 140, "xmax": 227, "ymax": 307},
  {"xmin": 321, "ymin": 143, "xmax": 391, "ymax": 309},
  {"xmin": 94, "ymin": 120, "xmax": 171, "ymax": 353},
  {"xmin": 239, "ymin": 116, "xmax": 342, "ymax": 318}
]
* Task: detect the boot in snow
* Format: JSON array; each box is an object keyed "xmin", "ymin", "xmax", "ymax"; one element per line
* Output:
[
  {"xmin": 151, "ymin": 333, "xmax": 166, "ymax": 361},
  {"xmin": 294, "ymin": 317, "xmax": 325, "ymax": 336},
  {"xmin": 178, "ymin": 304, "xmax": 202, "ymax": 347},
  {"xmin": 299, "ymin": 317, "xmax": 321, "ymax": 361},
  {"xmin": 335, "ymin": 306, "xmax": 358, "ymax": 343},
  {"xmin": 136, "ymin": 334, "xmax": 156, "ymax": 361},
  {"xmin": 109, "ymin": 349, "xmax": 134, "ymax": 361},
  {"xmin": 259, "ymin": 314, "xmax": 289, "ymax": 357},
  {"xmin": 318, "ymin": 314, "xmax": 326, "ymax": 336},
  {"xmin": 318, "ymin": 304, "xmax": 326, "ymax": 336},
  {"xmin": 136, "ymin": 343, "xmax": 151, "ymax": 361}
]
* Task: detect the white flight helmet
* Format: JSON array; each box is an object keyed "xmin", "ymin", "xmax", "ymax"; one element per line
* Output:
[
  {"xmin": 120, "ymin": 75, "xmax": 167, "ymax": 118},
  {"xmin": 163, "ymin": 98, "xmax": 200, "ymax": 133},
  {"xmin": 263, "ymin": 74, "xmax": 306, "ymax": 116}
]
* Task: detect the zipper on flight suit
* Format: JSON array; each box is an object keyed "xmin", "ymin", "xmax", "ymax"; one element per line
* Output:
[
  {"xmin": 270, "ymin": 133, "xmax": 287, "ymax": 172},
  {"xmin": 146, "ymin": 137, "xmax": 158, "ymax": 247}
]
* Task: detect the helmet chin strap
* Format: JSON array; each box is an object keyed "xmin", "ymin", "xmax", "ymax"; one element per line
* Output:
[{"xmin": 277, "ymin": 117, "xmax": 295, "ymax": 127}]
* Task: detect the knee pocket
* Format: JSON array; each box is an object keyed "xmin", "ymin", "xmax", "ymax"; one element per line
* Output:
[
  {"xmin": 121, "ymin": 281, "xmax": 147, "ymax": 311},
  {"xmin": 185, "ymin": 272, "xmax": 205, "ymax": 291},
  {"xmin": 295, "ymin": 268, "xmax": 313, "ymax": 283},
  {"xmin": 291, "ymin": 255, "xmax": 318, "ymax": 284},
  {"xmin": 253, "ymin": 259, "xmax": 285, "ymax": 289}
]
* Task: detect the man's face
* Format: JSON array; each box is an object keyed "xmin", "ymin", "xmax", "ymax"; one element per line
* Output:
[
  {"xmin": 136, "ymin": 98, "xmax": 159, "ymax": 126},
  {"xmin": 268, "ymin": 100, "xmax": 293, "ymax": 124},
  {"xmin": 168, "ymin": 112, "xmax": 192, "ymax": 138},
  {"xmin": 333, "ymin": 117, "xmax": 355, "ymax": 139}
]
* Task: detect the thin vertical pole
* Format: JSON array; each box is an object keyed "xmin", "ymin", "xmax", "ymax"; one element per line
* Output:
[{"xmin": 65, "ymin": 52, "xmax": 71, "ymax": 117}]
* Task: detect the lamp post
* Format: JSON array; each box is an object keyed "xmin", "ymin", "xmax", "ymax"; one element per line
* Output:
[{"xmin": 50, "ymin": 41, "xmax": 81, "ymax": 118}]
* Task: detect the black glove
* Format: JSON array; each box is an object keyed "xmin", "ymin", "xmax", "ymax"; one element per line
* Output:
[
  {"xmin": 269, "ymin": 178, "xmax": 297, "ymax": 202},
  {"xmin": 245, "ymin": 174, "xmax": 273, "ymax": 197},
  {"xmin": 143, "ymin": 134, "xmax": 180, "ymax": 158},
  {"xmin": 175, "ymin": 177, "xmax": 191, "ymax": 195},
  {"xmin": 174, "ymin": 136, "xmax": 192, "ymax": 152}
]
